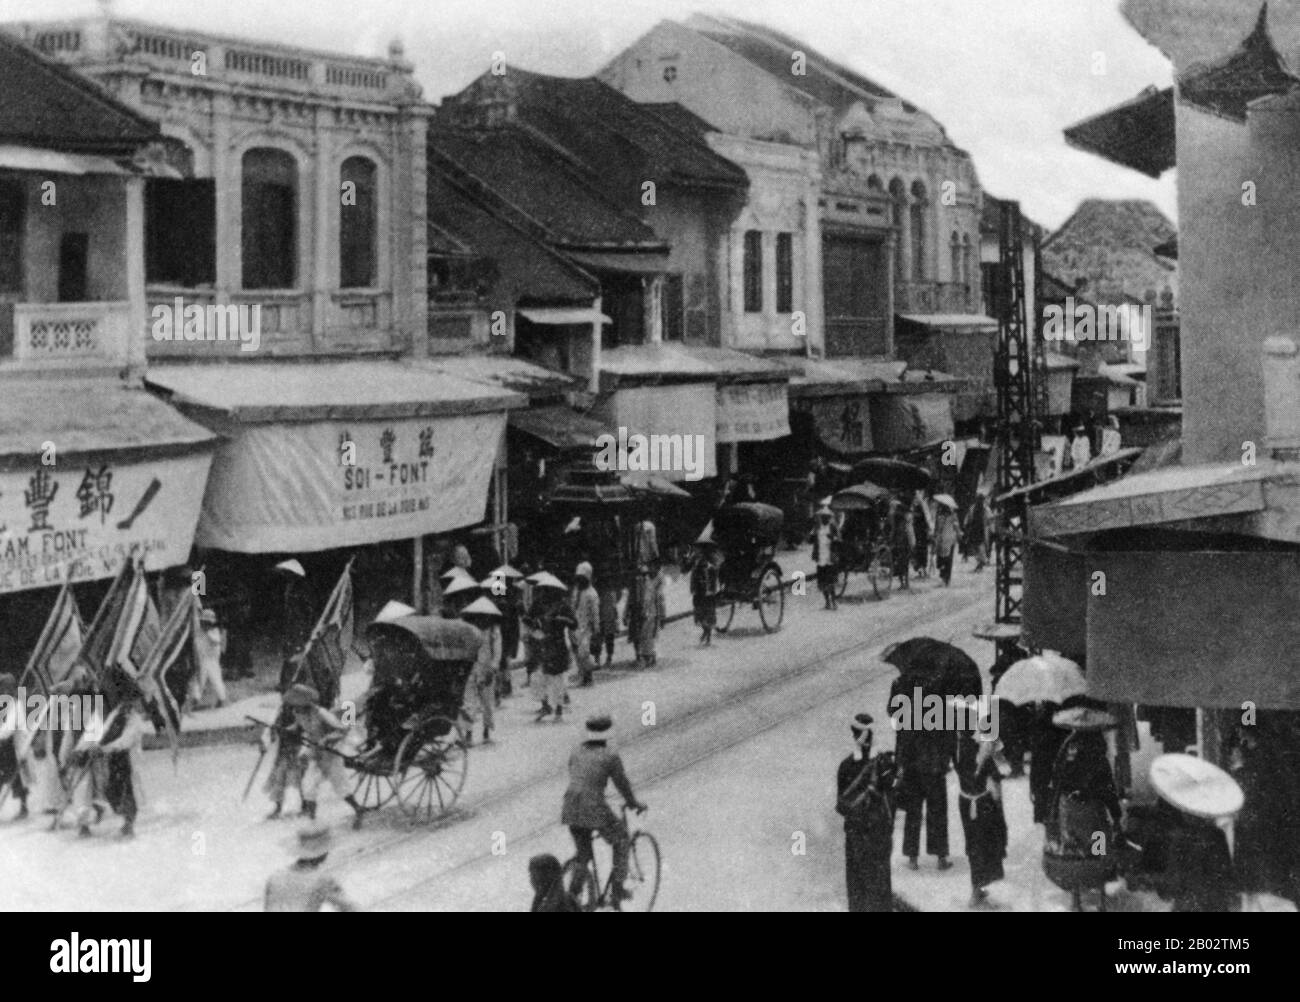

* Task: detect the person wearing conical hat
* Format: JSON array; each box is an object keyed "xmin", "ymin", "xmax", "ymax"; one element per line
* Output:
[
  {"xmin": 836, "ymin": 713, "xmax": 895, "ymax": 912},
  {"xmin": 460, "ymin": 597, "xmax": 502, "ymax": 745},
  {"xmin": 264, "ymin": 823, "xmax": 357, "ymax": 912},
  {"xmin": 530, "ymin": 576, "xmax": 575, "ymax": 722},
  {"xmin": 687, "ymin": 533, "xmax": 723, "ymax": 645}
]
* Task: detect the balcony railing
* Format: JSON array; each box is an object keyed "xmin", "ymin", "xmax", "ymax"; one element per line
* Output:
[
  {"xmin": 11, "ymin": 18, "xmax": 416, "ymax": 104},
  {"xmin": 4, "ymin": 301, "xmax": 131, "ymax": 368},
  {"xmin": 896, "ymin": 281, "xmax": 977, "ymax": 315}
]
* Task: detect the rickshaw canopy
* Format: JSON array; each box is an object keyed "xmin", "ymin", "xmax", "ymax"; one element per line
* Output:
[
  {"xmin": 365, "ymin": 615, "xmax": 483, "ymax": 666},
  {"xmin": 713, "ymin": 502, "xmax": 784, "ymax": 547},
  {"xmin": 830, "ymin": 483, "xmax": 892, "ymax": 511}
]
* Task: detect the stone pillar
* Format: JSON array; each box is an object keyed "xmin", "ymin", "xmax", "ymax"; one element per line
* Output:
[
  {"xmin": 589, "ymin": 295, "xmax": 603, "ymax": 394},
  {"xmin": 803, "ymin": 172, "xmax": 824, "ymax": 357},
  {"xmin": 644, "ymin": 275, "xmax": 663, "ymax": 344},
  {"xmin": 123, "ymin": 175, "xmax": 147, "ymax": 372},
  {"xmin": 212, "ymin": 93, "xmax": 236, "ymax": 304},
  {"xmin": 395, "ymin": 104, "xmax": 430, "ymax": 357},
  {"xmin": 311, "ymin": 107, "xmax": 332, "ymax": 349}
]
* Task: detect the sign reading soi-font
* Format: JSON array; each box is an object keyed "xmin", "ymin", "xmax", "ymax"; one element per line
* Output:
[
  {"xmin": 193, "ymin": 413, "xmax": 506, "ymax": 553},
  {"xmin": 0, "ymin": 452, "xmax": 213, "ymax": 594}
]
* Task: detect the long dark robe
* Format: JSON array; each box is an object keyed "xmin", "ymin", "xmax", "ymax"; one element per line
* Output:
[
  {"xmin": 836, "ymin": 753, "xmax": 893, "ymax": 912},
  {"xmin": 957, "ymin": 741, "xmax": 1007, "ymax": 890},
  {"xmin": 1028, "ymin": 710, "xmax": 1068, "ymax": 825}
]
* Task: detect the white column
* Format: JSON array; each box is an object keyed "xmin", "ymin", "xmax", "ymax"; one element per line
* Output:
[
  {"xmin": 312, "ymin": 108, "xmax": 332, "ymax": 348},
  {"xmin": 124, "ymin": 176, "xmax": 147, "ymax": 371},
  {"xmin": 645, "ymin": 275, "xmax": 663, "ymax": 344},
  {"xmin": 589, "ymin": 296, "xmax": 603, "ymax": 394},
  {"xmin": 212, "ymin": 93, "xmax": 235, "ymax": 304},
  {"xmin": 804, "ymin": 175, "xmax": 824, "ymax": 357}
]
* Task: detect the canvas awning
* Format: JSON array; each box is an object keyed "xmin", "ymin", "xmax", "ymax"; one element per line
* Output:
[
  {"xmin": 147, "ymin": 362, "xmax": 524, "ymax": 554},
  {"xmin": 0, "ymin": 378, "xmax": 216, "ymax": 593},
  {"xmin": 1063, "ymin": 86, "xmax": 1177, "ymax": 179},
  {"xmin": 519, "ymin": 306, "xmax": 612, "ymax": 326},
  {"xmin": 508, "ymin": 406, "xmax": 607, "ymax": 452},
  {"xmin": 716, "ymin": 381, "xmax": 790, "ymax": 443},
  {"xmin": 898, "ymin": 314, "xmax": 999, "ymax": 331},
  {"xmin": 868, "ymin": 393, "xmax": 955, "ymax": 453},
  {"xmin": 591, "ymin": 383, "xmax": 717, "ymax": 482}
]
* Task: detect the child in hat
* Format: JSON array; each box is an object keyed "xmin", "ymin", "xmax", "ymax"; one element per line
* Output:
[{"xmin": 264, "ymin": 823, "xmax": 357, "ymax": 911}]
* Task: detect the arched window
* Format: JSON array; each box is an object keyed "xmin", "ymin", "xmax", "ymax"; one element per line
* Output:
[
  {"xmin": 340, "ymin": 156, "xmax": 377, "ymax": 289},
  {"xmin": 241, "ymin": 148, "xmax": 297, "ymax": 289},
  {"xmin": 950, "ymin": 232, "xmax": 961, "ymax": 286},
  {"xmin": 867, "ymin": 174, "xmax": 883, "ymax": 192},
  {"xmin": 145, "ymin": 139, "xmax": 215, "ymax": 288},
  {"xmin": 889, "ymin": 178, "xmax": 906, "ymax": 282},
  {"xmin": 910, "ymin": 181, "xmax": 928, "ymax": 280}
]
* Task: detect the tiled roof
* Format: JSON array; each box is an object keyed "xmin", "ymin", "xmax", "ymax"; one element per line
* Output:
[
  {"xmin": 428, "ymin": 123, "xmax": 665, "ymax": 250},
  {"xmin": 425, "ymin": 165, "xmax": 598, "ymax": 305},
  {"xmin": 641, "ymin": 102, "xmax": 721, "ymax": 137},
  {"xmin": 505, "ymin": 69, "xmax": 749, "ymax": 195},
  {"xmin": 0, "ymin": 31, "xmax": 158, "ymax": 154},
  {"xmin": 1121, "ymin": 0, "xmax": 1300, "ymax": 72},
  {"xmin": 1042, "ymin": 199, "xmax": 1178, "ymax": 306}
]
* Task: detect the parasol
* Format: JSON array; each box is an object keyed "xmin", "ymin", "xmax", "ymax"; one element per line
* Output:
[
  {"xmin": 881, "ymin": 637, "xmax": 983, "ymax": 698},
  {"xmin": 933, "ymin": 493, "xmax": 957, "ymax": 510},
  {"xmin": 995, "ymin": 652, "xmax": 1086, "ymax": 706},
  {"xmin": 830, "ymin": 483, "xmax": 891, "ymax": 511},
  {"xmin": 1150, "ymin": 753, "xmax": 1244, "ymax": 820},
  {"xmin": 850, "ymin": 457, "xmax": 933, "ymax": 493},
  {"xmin": 440, "ymin": 566, "xmax": 474, "ymax": 584}
]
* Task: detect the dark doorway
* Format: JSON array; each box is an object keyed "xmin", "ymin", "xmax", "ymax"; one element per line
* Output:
[
  {"xmin": 58, "ymin": 232, "xmax": 89, "ymax": 302},
  {"xmin": 823, "ymin": 233, "xmax": 887, "ymax": 356}
]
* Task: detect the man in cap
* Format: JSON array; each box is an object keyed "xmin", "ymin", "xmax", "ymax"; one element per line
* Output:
[
  {"xmin": 562, "ymin": 715, "xmax": 645, "ymax": 906},
  {"xmin": 279, "ymin": 683, "xmax": 365, "ymax": 827},
  {"xmin": 835, "ymin": 713, "xmax": 897, "ymax": 912},
  {"xmin": 571, "ymin": 563, "xmax": 600, "ymax": 688},
  {"xmin": 809, "ymin": 503, "xmax": 841, "ymax": 611},
  {"xmin": 264, "ymin": 823, "xmax": 357, "ymax": 911},
  {"xmin": 189, "ymin": 607, "xmax": 229, "ymax": 709}
]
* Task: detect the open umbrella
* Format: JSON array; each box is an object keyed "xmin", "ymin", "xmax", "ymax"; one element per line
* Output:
[
  {"xmin": 933, "ymin": 493, "xmax": 958, "ymax": 510},
  {"xmin": 1051, "ymin": 706, "xmax": 1117, "ymax": 732},
  {"xmin": 830, "ymin": 483, "xmax": 891, "ymax": 511},
  {"xmin": 881, "ymin": 637, "xmax": 983, "ymax": 698},
  {"xmin": 995, "ymin": 652, "xmax": 1086, "ymax": 706},
  {"xmin": 851, "ymin": 457, "xmax": 933, "ymax": 493}
]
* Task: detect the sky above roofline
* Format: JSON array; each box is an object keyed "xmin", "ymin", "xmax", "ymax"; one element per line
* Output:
[{"xmin": 2, "ymin": 0, "xmax": 1178, "ymax": 229}]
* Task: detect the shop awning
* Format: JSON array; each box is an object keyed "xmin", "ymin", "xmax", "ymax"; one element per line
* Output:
[
  {"xmin": 599, "ymin": 343, "xmax": 789, "ymax": 388},
  {"xmin": 1063, "ymin": 86, "xmax": 1177, "ymax": 179},
  {"xmin": 898, "ymin": 314, "xmax": 999, "ymax": 331},
  {"xmin": 564, "ymin": 250, "xmax": 671, "ymax": 275},
  {"xmin": 997, "ymin": 448, "xmax": 1144, "ymax": 507},
  {"xmin": 519, "ymin": 306, "xmax": 612, "ymax": 326},
  {"xmin": 1087, "ymin": 548, "xmax": 1300, "ymax": 708},
  {"xmin": 591, "ymin": 383, "xmax": 717, "ymax": 482},
  {"xmin": 868, "ymin": 393, "xmax": 955, "ymax": 453},
  {"xmin": 0, "ymin": 378, "xmax": 216, "ymax": 593},
  {"xmin": 147, "ymin": 360, "xmax": 525, "ymax": 425},
  {"xmin": 419, "ymin": 355, "xmax": 577, "ymax": 401},
  {"xmin": 782, "ymin": 356, "xmax": 895, "ymax": 397},
  {"xmin": 1028, "ymin": 459, "xmax": 1294, "ymax": 539},
  {"xmin": 0, "ymin": 144, "xmax": 131, "ymax": 177},
  {"xmin": 716, "ymin": 381, "xmax": 790, "ymax": 443},
  {"xmin": 508, "ymin": 406, "xmax": 607, "ymax": 452}
]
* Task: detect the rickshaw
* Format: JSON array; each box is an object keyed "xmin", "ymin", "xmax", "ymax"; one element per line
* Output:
[
  {"xmin": 346, "ymin": 615, "xmax": 482, "ymax": 823},
  {"xmin": 828, "ymin": 484, "xmax": 894, "ymax": 600},
  {"xmin": 711, "ymin": 502, "xmax": 786, "ymax": 634}
]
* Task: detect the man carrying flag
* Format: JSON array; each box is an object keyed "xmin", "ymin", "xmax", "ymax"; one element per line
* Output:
[{"xmin": 292, "ymin": 560, "xmax": 354, "ymax": 708}]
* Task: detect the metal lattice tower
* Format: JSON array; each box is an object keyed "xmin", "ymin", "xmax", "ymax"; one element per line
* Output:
[{"xmin": 992, "ymin": 200, "xmax": 1037, "ymax": 640}]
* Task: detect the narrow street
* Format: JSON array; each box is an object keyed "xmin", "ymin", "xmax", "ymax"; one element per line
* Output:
[{"xmin": 1, "ymin": 565, "xmax": 996, "ymax": 911}]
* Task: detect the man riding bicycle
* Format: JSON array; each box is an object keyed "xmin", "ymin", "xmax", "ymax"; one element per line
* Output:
[{"xmin": 562, "ymin": 715, "xmax": 646, "ymax": 904}]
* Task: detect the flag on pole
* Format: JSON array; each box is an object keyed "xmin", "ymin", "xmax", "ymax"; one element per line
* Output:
[
  {"xmin": 295, "ymin": 559, "xmax": 354, "ymax": 707},
  {"xmin": 79, "ymin": 559, "xmax": 136, "ymax": 683},
  {"xmin": 18, "ymin": 582, "xmax": 83, "ymax": 692},
  {"xmin": 137, "ymin": 589, "xmax": 198, "ymax": 763},
  {"xmin": 107, "ymin": 559, "xmax": 161, "ymax": 681}
]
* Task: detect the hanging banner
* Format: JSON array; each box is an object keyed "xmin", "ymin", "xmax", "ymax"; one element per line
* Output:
[
  {"xmin": 194, "ymin": 413, "xmax": 506, "ymax": 553},
  {"xmin": 0, "ymin": 451, "xmax": 213, "ymax": 595},
  {"xmin": 715, "ymin": 382, "xmax": 791, "ymax": 443},
  {"xmin": 803, "ymin": 395, "xmax": 873, "ymax": 455}
]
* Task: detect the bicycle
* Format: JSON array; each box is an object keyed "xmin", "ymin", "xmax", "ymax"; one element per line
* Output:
[{"xmin": 561, "ymin": 804, "xmax": 661, "ymax": 912}]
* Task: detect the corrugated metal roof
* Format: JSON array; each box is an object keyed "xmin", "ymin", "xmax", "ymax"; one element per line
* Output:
[
  {"xmin": 146, "ymin": 361, "xmax": 525, "ymax": 424},
  {"xmin": 0, "ymin": 377, "xmax": 215, "ymax": 463},
  {"xmin": 0, "ymin": 32, "xmax": 159, "ymax": 155}
]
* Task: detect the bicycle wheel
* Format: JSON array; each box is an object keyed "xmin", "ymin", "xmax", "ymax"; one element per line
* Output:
[
  {"xmin": 622, "ymin": 831, "xmax": 662, "ymax": 912},
  {"xmin": 560, "ymin": 856, "xmax": 600, "ymax": 912},
  {"xmin": 716, "ymin": 599, "xmax": 737, "ymax": 633}
]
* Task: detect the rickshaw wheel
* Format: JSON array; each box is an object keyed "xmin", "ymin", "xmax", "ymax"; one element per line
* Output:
[
  {"xmin": 393, "ymin": 716, "xmax": 468, "ymax": 823},
  {"xmin": 869, "ymin": 544, "xmax": 893, "ymax": 600},
  {"xmin": 351, "ymin": 767, "xmax": 396, "ymax": 810},
  {"xmin": 717, "ymin": 599, "xmax": 737, "ymax": 634},
  {"xmin": 757, "ymin": 565, "xmax": 784, "ymax": 632}
]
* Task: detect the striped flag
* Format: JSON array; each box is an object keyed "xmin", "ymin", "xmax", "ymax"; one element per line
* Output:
[
  {"xmin": 296, "ymin": 560, "xmax": 354, "ymax": 707},
  {"xmin": 138, "ymin": 590, "xmax": 198, "ymax": 760},
  {"xmin": 18, "ymin": 582, "xmax": 83, "ymax": 692},
  {"xmin": 107, "ymin": 559, "xmax": 161, "ymax": 680},
  {"xmin": 79, "ymin": 559, "xmax": 136, "ymax": 682}
]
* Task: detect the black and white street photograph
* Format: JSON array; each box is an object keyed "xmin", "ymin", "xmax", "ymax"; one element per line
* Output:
[{"xmin": 0, "ymin": 0, "xmax": 1295, "ymax": 953}]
